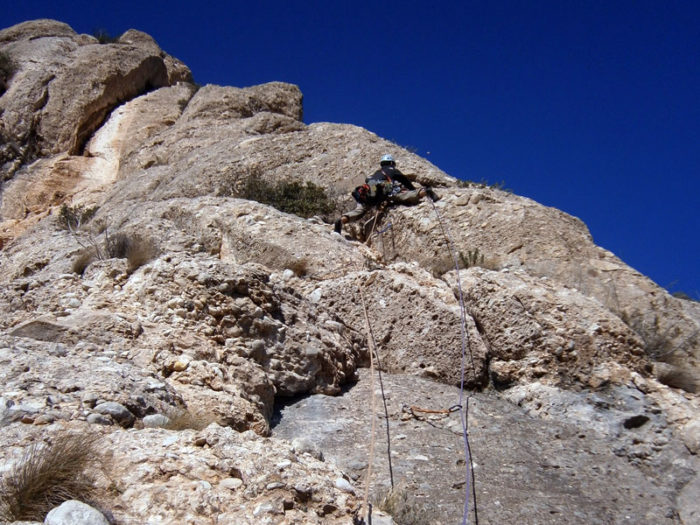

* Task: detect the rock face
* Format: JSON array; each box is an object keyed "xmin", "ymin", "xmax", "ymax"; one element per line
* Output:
[
  {"xmin": 0, "ymin": 19, "xmax": 189, "ymax": 178},
  {"xmin": 0, "ymin": 19, "xmax": 698, "ymax": 525}
]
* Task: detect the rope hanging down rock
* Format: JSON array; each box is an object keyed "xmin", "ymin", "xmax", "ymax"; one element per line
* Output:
[
  {"xmin": 429, "ymin": 198, "xmax": 480, "ymax": 525},
  {"xmin": 353, "ymin": 198, "xmax": 479, "ymax": 525}
]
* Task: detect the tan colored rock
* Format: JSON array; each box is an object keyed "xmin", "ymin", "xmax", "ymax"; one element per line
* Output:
[
  {"xmin": 181, "ymin": 82, "xmax": 304, "ymax": 123},
  {"xmin": 0, "ymin": 18, "xmax": 698, "ymax": 525},
  {"xmin": 38, "ymin": 44, "xmax": 169, "ymax": 155},
  {"xmin": 454, "ymin": 267, "xmax": 648, "ymax": 388},
  {"xmin": 0, "ymin": 18, "xmax": 190, "ymax": 180},
  {"xmin": 117, "ymin": 29, "xmax": 193, "ymax": 84},
  {"xmin": 304, "ymin": 262, "xmax": 489, "ymax": 387},
  {"xmin": 0, "ymin": 19, "xmax": 76, "ymax": 42}
]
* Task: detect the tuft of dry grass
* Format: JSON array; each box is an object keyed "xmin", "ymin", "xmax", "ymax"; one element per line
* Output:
[
  {"xmin": 106, "ymin": 232, "xmax": 159, "ymax": 272},
  {"xmin": 288, "ymin": 258, "xmax": 309, "ymax": 277},
  {"xmin": 71, "ymin": 248, "xmax": 98, "ymax": 275},
  {"xmin": 0, "ymin": 432, "xmax": 101, "ymax": 522},
  {"xmin": 429, "ymin": 248, "xmax": 499, "ymax": 277},
  {"xmin": 373, "ymin": 483, "xmax": 434, "ymax": 525}
]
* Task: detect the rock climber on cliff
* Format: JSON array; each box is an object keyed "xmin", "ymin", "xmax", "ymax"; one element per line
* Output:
[{"xmin": 334, "ymin": 154, "xmax": 439, "ymax": 233}]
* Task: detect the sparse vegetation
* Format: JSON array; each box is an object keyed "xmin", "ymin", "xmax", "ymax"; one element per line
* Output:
[
  {"xmin": 0, "ymin": 432, "xmax": 102, "ymax": 522},
  {"xmin": 105, "ymin": 232, "xmax": 159, "ymax": 272},
  {"xmin": 461, "ymin": 248, "xmax": 484, "ymax": 268},
  {"xmin": 672, "ymin": 291, "xmax": 699, "ymax": 302},
  {"xmin": 288, "ymin": 258, "xmax": 309, "ymax": 277},
  {"xmin": 0, "ymin": 50, "xmax": 15, "ymax": 94},
  {"xmin": 620, "ymin": 310, "xmax": 698, "ymax": 363},
  {"xmin": 58, "ymin": 204, "xmax": 99, "ymax": 232},
  {"xmin": 456, "ymin": 178, "xmax": 510, "ymax": 192},
  {"xmin": 373, "ymin": 483, "xmax": 433, "ymax": 525},
  {"xmin": 72, "ymin": 248, "xmax": 98, "ymax": 275},
  {"xmin": 220, "ymin": 169, "xmax": 337, "ymax": 219},
  {"xmin": 653, "ymin": 363, "xmax": 698, "ymax": 393},
  {"xmin": 92, "ymin": 28, "xmax": 119, "ymax": 44},
  {"xmin": 70, "ymin": 229, "xmax": 159, "ymax": 275},
  {"xmin": 430, "ymin": 248, "xmax": 498, "ymax": 277}
]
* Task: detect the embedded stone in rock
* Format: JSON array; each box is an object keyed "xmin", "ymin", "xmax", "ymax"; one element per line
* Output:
[
  {"xmin": 8, "ymin": 319, "xmax": 68, "ymax": 342},
  {"xmin": 94, "ymin": 402, "xmax": 135, "ymax": 427},
  {"xmin": 44, "ymin": 500, "xmax": 110, "ymax": 525},
  {"xmin": 142, "ymin": 414, "xmax": 171, "ymax": 428}
]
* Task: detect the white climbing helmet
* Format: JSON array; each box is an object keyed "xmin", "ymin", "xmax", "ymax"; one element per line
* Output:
[{"xmin": 380, "ymin": 154, "xmax": 395, "ymax": 164}]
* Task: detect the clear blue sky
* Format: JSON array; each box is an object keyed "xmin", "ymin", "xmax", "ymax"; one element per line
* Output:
[{"xmin": 6, "ymin": 1, "xmax": 699, "ymax": 297}]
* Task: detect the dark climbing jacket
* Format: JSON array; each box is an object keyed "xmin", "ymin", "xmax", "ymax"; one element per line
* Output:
[{"xmin": 351, "ymin": 166, "xmax": 416, "ymax": 206}]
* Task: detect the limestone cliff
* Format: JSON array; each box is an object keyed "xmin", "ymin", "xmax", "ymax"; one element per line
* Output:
[{"xmin": 0, "ymin": 20, "xmax": 698, "ymax": 525}]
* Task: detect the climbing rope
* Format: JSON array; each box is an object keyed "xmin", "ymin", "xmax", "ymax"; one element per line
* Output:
[
  {"xmin": 429, "ymin": 198, "xmax": 480, "ymax": 525},
  {"xmin": 358, "ymin": 283, "xmax": 377, "ymax": 523},
  {"xmin": 346, "ymin": 194, "xmax": 480, "ymax": 524},
  {"xmin": 357, "ymin": 270, "xmax": 395, "ymax": 524}
]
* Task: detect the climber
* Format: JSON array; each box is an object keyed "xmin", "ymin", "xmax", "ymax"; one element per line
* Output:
[{"xmin": 334, "ymin": 154, "xmax": 439, "ymax": 233}]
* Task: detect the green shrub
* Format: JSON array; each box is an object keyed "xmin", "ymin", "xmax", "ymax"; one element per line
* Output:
[
  {"xmin": 0, "ymin": 50, "xmax": 15, "ymax": 93},
  {"xmin": 0, "ymin": 432, "xmax": 101, "ymax": 522},
  {"xmin": 92, "ymin": 28, "xmax": 118, "ymax": 44},
  {"xmin": 58, "ymin": 204, "xmax": 98, "ymax": 231},
  {"xmin": 229, "ymin": 172, "xmax": 337, "ymax": 219}
]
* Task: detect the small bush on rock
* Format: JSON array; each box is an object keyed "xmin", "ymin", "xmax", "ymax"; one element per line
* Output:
[
  {"xmin": 0, "ymin": 50, "xmax": 15, "ymax": 94},
  {"xmin": 226, "ymin": 171, "xmax": 337, "ymax": 219},
  {"xmin": 71, "ymin": 231, "xmax": 159, "ymax": 275},
  {"xmin": 0, "ymin": 432, "xmax": 102, "ymax": 522},
  {"xmin": 58, "ymin": 204, "xmax": 98, "ymax": 231},
  {"xmin": 430, "ymin": 248, "xmax": 498, "ymax": 277},
  {"xmin": 72, "ymin": 248, "xmax": 99, "ymax": 275},
  {"xmin": 92, "ymin": 28, "xmax": 119, "ymax": 44}
]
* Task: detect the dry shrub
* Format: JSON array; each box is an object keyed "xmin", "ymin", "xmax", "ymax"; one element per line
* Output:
[
  {"xmin": 72, "ymin": 248, "xmax": 98, "ymax": 275},
  {"xmin": 0, "ymin": 51, "xmax": 15, "ymax": 94},
  {"xmin": 106, "ymin": 232, "xmax": 159, "ymax": 272},
  {"xmin": 654, "ymin": 365, "xmax": 698, "ymax": 393},
  {"xmin": 373, "ymin": 483, "xmax": 434, "ymax": 525},
  {"xmin": 0, "ymin": 432, "xmax": 101, "ymax": 522},
  {"xmin": 621, "ymin": 310, "xmax": 698, "ymax": 361},
  {"xmin": 429, "ymin": 248, "xmax": 498, "ymax": 277},
  {"xmin": 288, "ymin": 258, "xmax": 309, "ymax": 277}
]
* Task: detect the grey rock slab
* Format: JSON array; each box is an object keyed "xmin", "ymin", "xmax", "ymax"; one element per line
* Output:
[{"xmin": 272, "ymin": 369, "xmax": 686, "ymax": 525}]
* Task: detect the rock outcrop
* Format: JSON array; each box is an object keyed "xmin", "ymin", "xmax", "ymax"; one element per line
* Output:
[{"xmin": 0, "ymin": 19, "xmax": 698, "ymax": 524}]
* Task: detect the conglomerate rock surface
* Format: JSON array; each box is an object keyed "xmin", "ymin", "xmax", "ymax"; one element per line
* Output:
[{"xmin": 0, "ymin": 19, "xmax": 698, "ymax": 525}]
